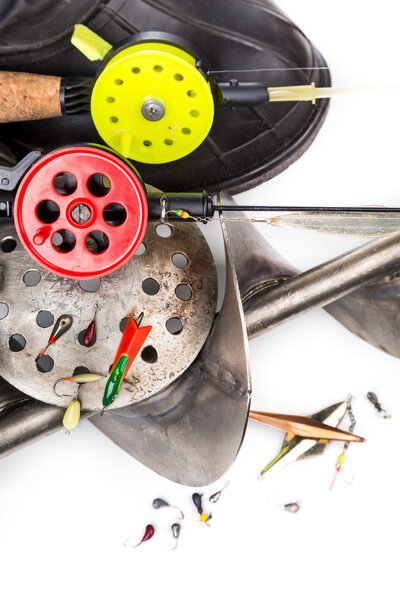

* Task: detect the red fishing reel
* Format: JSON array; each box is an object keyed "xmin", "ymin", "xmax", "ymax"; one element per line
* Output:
[{"xmin": 13, "ymin": 145, "xmax": 148, "ymax": 279}]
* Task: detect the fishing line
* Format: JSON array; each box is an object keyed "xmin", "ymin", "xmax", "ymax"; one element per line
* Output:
[{"xmin": 210, "ymin": 66, "xmax": 330, "ymax": 74}]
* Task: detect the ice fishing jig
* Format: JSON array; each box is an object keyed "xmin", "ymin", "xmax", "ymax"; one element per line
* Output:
[
  {"xmin": 102, "ymin": 312, "xmax": 151, "ymax": 411},
  {"xmin": 152, "ymin": 497, "xmax": 184, "ymax": 520},
  {"xmin": 209, "ymin": 481, "xmax": 230, "ymax": 503},
  {"xmin": 192, "ymin": 493, "xmax": 212, "ymax": 526},
  {"xmin": 82, "ymin": 306, "xmax": 97, "ymax": 347},
  {"xmin": 329, "ymin": 395, "xmax": 356, "ymax": 492},
  {"xmin": 53, "ymin": 372, "xmax": 103, "ymax": 397},
  {"xmin": 124, "ymin": 524, "xmax": 155, "ymax": 548},
  {"xmin": 284, "ymin": 503, "xmax": 300, "ymax": 513},
  {"xmin": 266, "ymin": 495, "xmax": 301, "ymax": 513},
  {"xmin": 1, "ymin": 24, "xmax": 398, "ymax": 164},
  {"xmin": 171, "ymin": 523, "xmax": 181, "ymax": 550},
  {"xmin": 366, "ymin": 392, "xmax": 391, "ymax": 419},
  {"xmin": 35, "ymin": 314, "xmax": 72, "ymax": 361},
  {"xmin": 62, "ymin": 386, "xmax": 81, "ymax": 432}
]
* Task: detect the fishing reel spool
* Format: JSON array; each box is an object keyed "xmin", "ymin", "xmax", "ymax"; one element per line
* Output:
[
  {"xmin": 71, "ymin": 25, "xmax": 331, "ymax": 164},
  {"xmin": 13, "ymin": 145, "xmax": 148, "ymax": 279},
  {"xmin": 70, "ymin": 27, "xmax": 215, "ymax": 164},
  {"xmin": 0, "ymin": 26, "xmax": 333, "ymax": 168},
  {"xmin": 70, "ymin": 25, "xmax": 339, "ymax": 164},
  {"xmin": 1, "ymin": 143, "xmax": 218, "ymax": 280}
]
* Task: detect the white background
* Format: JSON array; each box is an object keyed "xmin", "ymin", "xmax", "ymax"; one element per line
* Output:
[{"xmin": 1, "ymin": 2, "xmax": 400, "ymax": 599}]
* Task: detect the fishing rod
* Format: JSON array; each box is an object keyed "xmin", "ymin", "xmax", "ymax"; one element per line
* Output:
[
  {"xmin": 212, "ymin": 205, "xmax": 400, "ymax": 214},
  {"xmin": 1, "ymin": 144, "xmax": 400, "ymax": 280},
  {"xmin": 1, "ymin": 25, "xmax": 399, "ymax": 166}
]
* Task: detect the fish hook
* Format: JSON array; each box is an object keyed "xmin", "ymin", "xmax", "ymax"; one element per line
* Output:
[
  {"xmin": 339, "ymin": 470, "xmax": 354, "ymax": 485},
  {"xmin": 53, "ymin": 377, "xmax": 71, "ymax": 397}
]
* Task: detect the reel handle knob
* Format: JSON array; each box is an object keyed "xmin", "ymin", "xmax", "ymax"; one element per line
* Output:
[{"xmin": 33, "ymin": 229, "xmax": 49, "ymax": 246}]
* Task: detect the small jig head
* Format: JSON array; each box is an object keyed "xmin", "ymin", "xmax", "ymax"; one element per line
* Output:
[
  {"xmin": 192, "ymin": 492, "xmax": 203, "ymax": 515},
  {"xmin": 83, "ymin": 306, "xmax": 98, "ymax": 347},
  {"xmin": 329, "ymin": 452, "xmax": 346, "ymax": 491},
  {"xmin": 63, "ymin": 399, "xmax": 81, "ymax": 432},
  {"xmin": 62, "ymin": 387, "xmax": 81, "ymax": 432},
  {"xmin": 267, "ymin": 496, "xmax": 301, "ymax": 513},
  {"xmin": 35, "ymin": 314, "xmax": 73, "ymax": 360},
  {"xmin": 124, "ymin": 524, "xmax": 155, "ymax": 548},
  {"xmin": 192, "ymin": 493, "xmax": 212, "ymax": 526},
  {"xmin": 209, "ymin": 481, "xmax": 230, "ymax": 503},
  {"xmin": 329, "ymin": 396, "xmax": 356, "ymax": 491},
  {"xmin": 284, "ymin": 502, "xmax": 300, "ymax": 513},
  {"xmin": 329, "ymin": 451, "xmax": 354, "ymax": 490},
  {"xmin": 165, "ymin": 209, "xmax": 196, "ymax": 221},
  {"xmin": 152, "ymin": 497, "xmax": 184, "ymax": 520},
  {"xmin": 53, "ymin": 372, "xmax": 103, "ymax": 397},
  {"xmin": 171, "ymin": 523, "xmax": 181, "ymax": 550},
  {"xmin": 367, "ymin": 391, "xmax": 391, "ymax": 419}
]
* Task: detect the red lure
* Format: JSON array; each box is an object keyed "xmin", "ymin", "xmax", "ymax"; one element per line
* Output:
[
  {"xmin": 82, "ymin": 306, "xmax": 98, "ymax": 347},
  {"xmin": 83, "ymin": 319, "xmax": 96, "ymax": 347},
  {"xmin": 125, "ymin": 524, "xmax": 155, "ymax": 548}
]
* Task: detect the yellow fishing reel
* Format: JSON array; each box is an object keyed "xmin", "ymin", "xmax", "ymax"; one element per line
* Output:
[{"xmin": 72, "ymin": 26, "xmax": 215, "ymax": 164}]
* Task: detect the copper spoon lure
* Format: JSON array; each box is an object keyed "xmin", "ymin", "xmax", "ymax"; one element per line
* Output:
[{"xmin": 249, "ymin": 410, "xmax": 365, "ymax": 442}]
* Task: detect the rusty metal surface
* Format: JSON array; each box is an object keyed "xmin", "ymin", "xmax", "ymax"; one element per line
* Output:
[
  {"xmin": 0, "ymin": 220, "xmax": 217, "ymax": 411},
  {"xmin": 90, "ymin": 216, "xmax": 251, "ymax": 486}
]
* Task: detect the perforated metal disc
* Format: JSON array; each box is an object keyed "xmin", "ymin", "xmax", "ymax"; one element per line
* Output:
[{"xmin": 0, "ymin": 220, "xmax": 217, "ymax": 411}]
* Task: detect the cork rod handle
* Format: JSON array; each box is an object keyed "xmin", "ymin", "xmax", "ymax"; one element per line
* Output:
[{"xmin": 0, "ymin": 71, "xmax": 62, "ymax": 123}]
